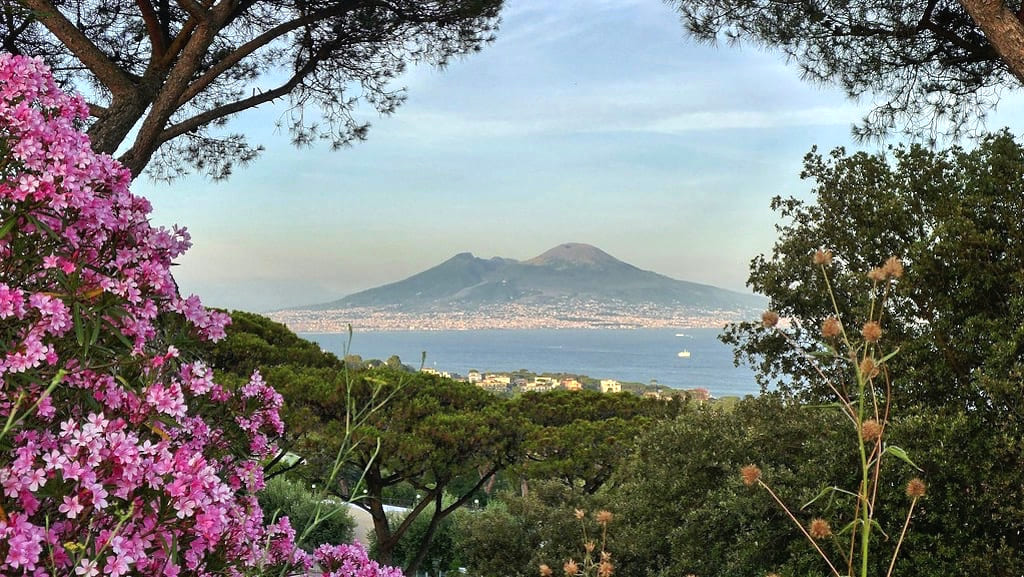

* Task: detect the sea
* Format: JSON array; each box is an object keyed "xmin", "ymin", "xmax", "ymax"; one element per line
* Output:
[{"xmin": 302, "ymin": 327, "xmax": 761, "ymax": 398}]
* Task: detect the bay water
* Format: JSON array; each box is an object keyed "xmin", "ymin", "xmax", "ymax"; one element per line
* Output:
[{"xmin": 303, "ymin": 327, "xmax": 760, "ymax": 398}]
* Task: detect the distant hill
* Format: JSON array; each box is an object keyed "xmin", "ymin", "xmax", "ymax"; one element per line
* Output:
[{"xmin": 300, "ymin": 243, "xmax": 764, "ymax": 312}]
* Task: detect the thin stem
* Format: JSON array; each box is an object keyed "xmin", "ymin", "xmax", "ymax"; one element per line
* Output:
[
  {"xmin": 846, "ymin": 517, "xmax": 858, "ymax": 577},
  {"xmin": 855, "ymin": 321, "xmax": 872, "ymax": 577},
  {"xmin": 820, "ymin": 264, "xmax": 853, "ymax": 349},
  {"xmin": 775, "ymin": 328, "xmax": 858, "ymax": 425},
  {"xmin": 867, "ymin": 280, "xmax": 879, "ymax": 327},
  {"xmin": 869, "ymin": 369, "xmax": 895, "ymax": 513},
  {"xmin": 758, "ymin": 479, "xmax": 843, "ymax": 577},
  {"xmin": 886, "ymin": 497, "xmax": 919, "ymax": 577},
  {"xmin": 877, "ymin": 281, "xmax": 892, "ymax": 325}
]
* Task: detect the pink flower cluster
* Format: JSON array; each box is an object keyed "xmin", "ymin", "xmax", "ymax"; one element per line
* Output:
[
  {"xmin": 0, "ymin": 53, "xmax": 401, "ymax": 577},
  {"xmin": 314, "ymin": 544, "xmax": 406, "ymax": 577}
]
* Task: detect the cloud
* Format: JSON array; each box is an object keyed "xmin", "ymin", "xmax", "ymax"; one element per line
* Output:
[
  {"xmin": 380, "ymin": 99, "xmax": 862, "ymax": 145},
  {"xmin": 645, "ymin": 105, "xmax": 864, "ymax": 133}
]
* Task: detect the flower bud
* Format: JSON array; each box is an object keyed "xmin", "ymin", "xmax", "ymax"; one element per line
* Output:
[
  {"xmin": 809, "ymin": 518, "xmax": 832, "ymax": 539},
  {"xmin": 822, "ymin": 316, "xmax": 841, "ymax": 339},
  {"xmin": 860, "ymin": 419, "xmax": 882, "ymax": 442},
  {"xmin": 906, "ymin": 478, "xmax": 926, "ymax": 498},
  {"xmin": 861, "ymin": 321, "xmax": 882, "ymax": 342},
  {"xmin": 740, "ymin": 464, "xmax": 761, "ymax": 486},
  {"xmin": 883, "ymin": 256, "xmax": 904, "ymax": 279}
]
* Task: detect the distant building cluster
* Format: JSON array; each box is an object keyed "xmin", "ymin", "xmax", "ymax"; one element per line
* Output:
[
  {"xmin": 419, "ymin": 366, "xmax": 710, "ymax": 402},
  {"xmin": 269, "ymin": 302, "xmax": 750, "ymax": 333}
]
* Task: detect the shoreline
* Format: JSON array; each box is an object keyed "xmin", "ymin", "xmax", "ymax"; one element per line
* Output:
[{"xmin": 268, "ymin": 308, "xmax": 753, "ymax": 333}]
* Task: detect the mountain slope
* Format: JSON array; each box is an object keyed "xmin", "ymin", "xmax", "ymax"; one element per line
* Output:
[{"xmin": 304, "ymin": 243, "xmax": 763, "ymax": 313}]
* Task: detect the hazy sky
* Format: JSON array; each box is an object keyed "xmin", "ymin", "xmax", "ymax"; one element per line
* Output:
[{"xmin": 136, "ymin": 0, "xmax": 1022, "ymax": 312}]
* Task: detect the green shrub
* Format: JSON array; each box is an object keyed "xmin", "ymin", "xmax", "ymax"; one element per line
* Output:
[{"xmin": 259, "ymin": 476, "xmax": 356, "ymax": 549}]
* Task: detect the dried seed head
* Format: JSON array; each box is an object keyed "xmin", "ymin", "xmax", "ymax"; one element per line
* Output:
[
  {"xmin": 813, "ymin": 249, "xmax": 833, "ymax": 265},
  {"xmin": 868, "ymin": 267, "xmax": 887, "ymax": 282},
  {"xmin": 740, "ymin": 464, "xmax": 761, "ymax": 486},
  {"xmin": 822, "ymin": 316, "xmax": 842, "ymax": 339},
  {"xmin": 595, "ymin": 510, "xmax": 614, "ymax": 525},
  {"xmin": 808, "ymin": 518, "xmax": 832, "ymax": 539},
  {"xmin": 883, "ymin": 256, "xmax": 904, "ymax": 279},
  {"xmin": 585, "ymin": 541, "xmax": 596, "ymax": 554},
  {"xmin": 762, "ymin": 310, "xmax": 780, "ymax": 328},
  {"xmin": 574, "ymin": 509, "xmax": 586, "ymax": 520},
  {"xmin": 600, "ymin": 552, "xmax": 612, "ymax": 562},
  {"xmin": 598, "ymin": 561, "xmax": 614, "ymax": 577},
  {"xmin": 859, "ymin": 356, "xmax": 879, "ymax": 379},
  {"xmin": 861, "ymin": 321, "xmax": 882, "ymax": 342},
  {"xmin": 540, "ymin": 565, "xmax": 553, "ymax": 577},
  {"xmin": 564, "ymin": 560, "xmax": 580, "ymax": 576},
  {"xmin": 906, "ymin": 478, "xmax": 926, "ymax": 498},
  {"xmin": 861, "ymin": 419, "xmax": 883, "ymax": 442}
]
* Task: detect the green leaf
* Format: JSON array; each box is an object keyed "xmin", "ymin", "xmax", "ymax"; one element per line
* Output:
[
  {"xmin": 836, "ymin": 518, "xmax": 859, "ymax": 536},
  {"xmin": 105, "ymin": 318, "xmax": 134, "ymax": 349},
  {"xmin": 802, "ymin": 484, "xmax": 858, "ymax": 509},
  {"xmin": 0, "ymin": 218, "xmax": 16, "ymax": 239},
  {"xmin": 878, "ymin": 347, "xmax": 900, "ymax": 364},
  {"xmin": 24, "ymin": 213, "xmax": 58, "ymax": 240},
  {"xmin": 88, "ymin": 318, "xmax": 101, "ymax": 346},
  {"xmin": 883, "ymin": 444, "xmax": 922, "ymax": 471},
  {"xmin": 869, "ymin": 518, "xmax": 889, "ymax": 539},
  {"xmin": 801, "ymin": 402, "xmax": 847, "ymax": 411},
  {"xmin": 73, "ymin": 303, "xmax": 85, "ymax": 346},
  {"xmin": 802, "ymin": 485, "xmax": 837, "ymax": 509}
]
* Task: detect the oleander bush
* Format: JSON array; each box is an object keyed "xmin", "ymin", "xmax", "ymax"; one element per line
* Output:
[{"xmin": 0, "ymin": 53, "xmax": 399, "ymax": 577}]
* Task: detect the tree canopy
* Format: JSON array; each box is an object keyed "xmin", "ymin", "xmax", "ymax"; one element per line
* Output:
[
  {"xmin": 716, "ymin": 131, "xmax": 1024, "ymax": 575},
  {"xmin": 340, "ymin": 370, "xmax": 525, "ymax": 574},
  {"xmin": 201, "ymin": 312, "xmax": 525, "ymax": 575},
  {"xmin": 511, "ymin": 390, "xmax": 685, "ymax": 494},
  {"xmin": 667, "ymin": 0, "xmax": 1024, "ymax": 140},
  {"xmin": 1, "ymin": 0, "xmax": 501, "ymax": 179},
  {"xmin": 725, "ymin": 130, "xmax": 1024, "ymax": 415}
]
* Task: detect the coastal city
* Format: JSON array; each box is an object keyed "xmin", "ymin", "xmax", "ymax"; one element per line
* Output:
[{"xmin": 270, "ymin": 301, "xmax": 753, "ymax": 332}]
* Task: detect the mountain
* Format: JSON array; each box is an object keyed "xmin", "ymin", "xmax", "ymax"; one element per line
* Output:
[{"xmin": 302, "ymin": 243, "xmax": 764, "ymax": 312}]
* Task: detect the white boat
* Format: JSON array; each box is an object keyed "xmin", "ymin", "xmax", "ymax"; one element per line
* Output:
[{"xmin": 677, "ymin": 350, "xmax": 691, "ymax": 358}]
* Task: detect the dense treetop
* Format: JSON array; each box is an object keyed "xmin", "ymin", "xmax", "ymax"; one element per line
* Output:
[
  {"xmin": 1, "ymin": 0, "xmax": 501, "ymax": 179},
  {"xmin": 667, "ymin": 0, "xmax": 1024, "ymax": 140}
]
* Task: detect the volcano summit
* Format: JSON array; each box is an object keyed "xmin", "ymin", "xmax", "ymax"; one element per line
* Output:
[{"xmin": 271, "ymin": 244, "xmax": 765, "ymax": 331}]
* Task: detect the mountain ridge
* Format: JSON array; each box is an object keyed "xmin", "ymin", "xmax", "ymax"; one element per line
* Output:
[{"xmin": 297, "ymin": 243, "xmax": 764, "ymax": 313}]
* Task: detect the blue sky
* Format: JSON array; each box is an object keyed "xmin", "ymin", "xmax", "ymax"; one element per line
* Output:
[{"xmin": 137, "ymin": 0, "xmax": 1022, "ymax": 312}]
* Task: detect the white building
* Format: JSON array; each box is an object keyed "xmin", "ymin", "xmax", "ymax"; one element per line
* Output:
[{"xmin": 600, "ymin": 379, "xmax": 621, "ymax": 393}]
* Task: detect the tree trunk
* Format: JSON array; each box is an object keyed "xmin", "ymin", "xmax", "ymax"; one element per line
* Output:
[
  {"xmin": 405, "ymin": 493, "xmax": 444, "ymax": 577},
  {"xmin": 87, "ymin": 94, "xmax": 150, "ymax": 156},
  {"xmin": 958, "ymin": 0, "xmax": 1024, "ymax": 84},
  {"xmin": 368, "ymin": 498, "xmax": 398, "ymax": 566},
  {"xmin": 117, "ymin": 24, "xmax": 217, "ymax": 177}
]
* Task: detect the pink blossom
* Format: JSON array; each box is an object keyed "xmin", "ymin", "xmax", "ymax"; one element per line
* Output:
[
  {"xmin": 58, "ymin": 495, "xmax": 83, "ymax": 518},
  {"xmin": 75, "ymin": 559, "xmax": 99, "ymax": 577},
  {"xmin": 0, "ymin": 53, "xmax": 402, "ymax": 577}
]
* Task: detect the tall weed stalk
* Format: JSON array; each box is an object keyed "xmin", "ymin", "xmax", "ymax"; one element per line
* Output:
[
  {"xmin": 268, "ymin": 326, "xmax": 408, "ymax": 575},
  {"xmin": 746, "ymin": 251, "xmax": 925, "ymax": 577}
]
